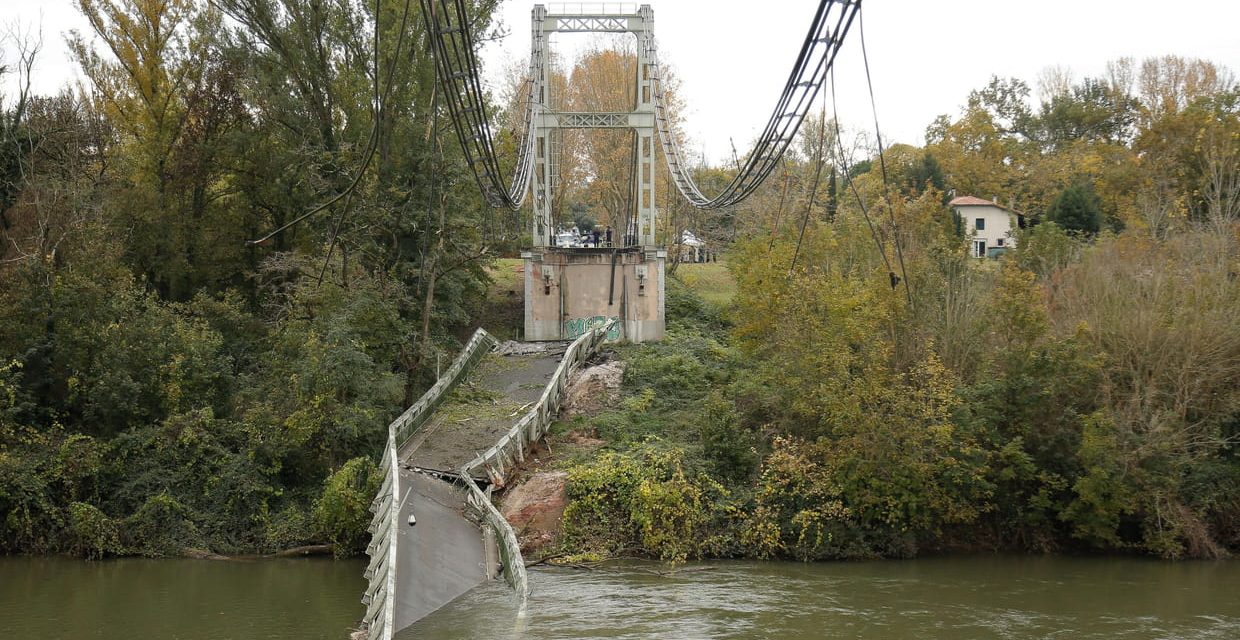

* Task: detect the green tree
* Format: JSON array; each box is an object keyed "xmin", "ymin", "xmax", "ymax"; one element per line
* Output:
[
  {"xmin": 1037, "ymin": 77, "xmax": 1139, "ymax": 149},
  {"xmin": 1047, "ymin": 182, "xmax": 1103, "ymax": 233},
  {"xmin": 314, "ymin": 457, "xmax": 378, "ymax": 557}
]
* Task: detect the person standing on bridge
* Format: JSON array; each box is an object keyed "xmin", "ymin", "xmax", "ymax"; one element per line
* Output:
[{"xmin": 605, "ymin": 225, "xmax": 613, "ymax": 247}]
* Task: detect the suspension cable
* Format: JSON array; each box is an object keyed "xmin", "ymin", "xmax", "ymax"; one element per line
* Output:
[
  {"xmin": 649, "ymin": 0, "xmax": 862, "ymax": 210},
  {"xmin": 858, "ymin": 6, "xmax": 913, "ymax": 305},
  {"xmin": 829, "ymin": 66, "xmax": 894, "ymax": 280},
  {"xmin": 419, "ymin": 0, "xmax": 539, "ymax": 209},
  {"xmin": 789, "ymin": 102, "xmax": 829, "ymax": 273},
  {"xmin": 236, "ymin": 0, "xmax": 411, "ymax": 246},
  {"xmin": 422, "ymin": 0, "xmax": 864, "ymax": 218},
  {"xmin": 319, "ymin": 0, "xmax": 415, "ymax": 285}
]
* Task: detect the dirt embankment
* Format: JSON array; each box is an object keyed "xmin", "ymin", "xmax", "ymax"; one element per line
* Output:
[{"xmin": 499, "ymin": 359, "xmax": 625, "ymax": 554}]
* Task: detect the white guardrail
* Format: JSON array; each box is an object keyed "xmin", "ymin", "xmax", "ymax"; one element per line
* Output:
[
  {"xmin": 362, "ymin": 320, "xmax": 617, "ymax": 637},
  {"xmin": 361, "ymin": 328, "xmax": 498, "ymax": 640},
  {"xmin": 459, "ymin": 318, "xmax": 619, "ymax": 598},
  {"xmin": 361, "ymin": 433, "xmax": 399, "ymax": 640},
  {"xmin": 461, "ymin": 319, "xmax": 618, "ymax": 488}
]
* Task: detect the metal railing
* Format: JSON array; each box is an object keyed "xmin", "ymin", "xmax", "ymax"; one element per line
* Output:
[
  {"xmin": 463, "ymin": 478, "xmax": 529, "ymax": 597},
  {"xmin": 458, "ymin": 318, "xmax": 618, "ymax": 599},
  {"xmin": 461, "ymin": 318, "xmax": 618, "ymax": 488},
  {"xmin": 361, "ymin": 328, "xmax": 498, "ymax": 640},
  {"xmin": 392, "ymin": 329, "xmax": 500, "ymax": 450},
  {"xmin": 361, "ymin": 434, "xmax": 399, "ymax": 640},
  {"xmin": 545, "ymin": 3, "xmax": 641, "ymax": 16},
  {"xmin": 361, "ymin": 321, "xmax": 615, "ymax": 637}
]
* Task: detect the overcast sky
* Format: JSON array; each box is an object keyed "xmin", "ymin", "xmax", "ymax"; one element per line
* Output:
[{"xmin": 4, "ymin": 0, "xmax": 1239, "ymax": 164}]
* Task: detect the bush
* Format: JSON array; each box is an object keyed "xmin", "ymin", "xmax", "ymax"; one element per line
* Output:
[
  {"xmin": 313, "ymin": 457, "xmax": 379, "ymax": 557},
  {"xmin": 124, "ymin": 493, "xmax": 202, "ymax": 556},
  {"xmin": 67, "ymin": 502, "xmax": 122, "ymax": 559},
  {"xmin": 562, "ymin": 445, "xmax": 725, "ymax": 563},
  {"xmin": 1047, "ymin": 182, "xmax": 1103, "ymax": 234},
  {"xmin": 741, "ymin": 437, "xmax": 854, "ymax": 561},
  {"xmin": 697, "ymin": 390, "xmax": 757, "ymax": 484}
]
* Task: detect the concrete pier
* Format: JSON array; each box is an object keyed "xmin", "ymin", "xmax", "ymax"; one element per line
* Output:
[{"xmin": 522, "ymin": 247, "xmax": 665, "ymax": 343}]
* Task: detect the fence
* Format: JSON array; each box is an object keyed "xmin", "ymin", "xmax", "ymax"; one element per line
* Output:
[
  {"xmin": 361, "ymin": 434, "xmax": 399, "ymax": 640},
  {"xmin": 362, "ymin": 320, "xmax": 615, "ymax": 638},
  {"xmin": 360, "ymin": 328, "xmax": 498, "ymax": 640},
  {"xmin": 463, "ymin": 477, "xmax": 529, "ymax": 597},
  {"xmin": 461, "ymin": 318, "xmax": 618, "ymax": 489},
  {"xmin": 457, "ymin": 318, "xmax": 618, "ymax": 596},
  {"xmin": 393, "ymin": 329, "xmax": 499, "ymax": 449}
]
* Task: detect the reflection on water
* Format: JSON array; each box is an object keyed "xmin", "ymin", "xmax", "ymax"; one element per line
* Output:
[
  {"xmin": 2, "ymin": 554, "xmax": 1236, "ymax": 639},
  {"xmin": 0, "ymin": 556, "xmax": 365, "ymax": 640},
  {"xmin": 402, "ymin": 556, "xmax": 1240, "ymax": 639}
]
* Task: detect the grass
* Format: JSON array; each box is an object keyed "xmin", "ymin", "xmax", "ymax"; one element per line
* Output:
[
  {"xmin": 672, "ymin": 260, "xmax": 735, "ymax": 308},
  {"xmin": 474, "ymin": 258, "xmax": 525, "ymax": 340}
]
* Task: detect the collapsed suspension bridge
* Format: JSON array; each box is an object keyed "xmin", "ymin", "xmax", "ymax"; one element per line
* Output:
[{"xmin": 360, "ymin": 2, "xmax": 863, "ymax": 638}]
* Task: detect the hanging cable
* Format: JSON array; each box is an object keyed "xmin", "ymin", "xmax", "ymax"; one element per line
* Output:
[
  {"xmin": 421, "ymin": 0, "xmax": 861, "ymax": 216},
  {"xmin": 767, "ymin": 156, "xmax": 792, "ymax": 252},
  {"xmin": 789, "ymin": 102, "xmax": 830, "ymax": 274},
  {"xmin": 419, "ymin": 0, "xmax": 538, "ymax": 209},
  {"xmin": 829, "ymin": 66, "xmax": 894, "ymax": 280},
  {"xmin": 648, "ymin": 0, "xmax": 862, "ymax": 209},
  {"xmin": 237, "ymin": 0, "xmax": 412, "ymax": 247},
  {"xmin": 318, "ymin": 0, "xmax": 414, "ymax": 285},
  {"xmin": 858, "ymin": 6, "xmax": 912, "ymax": 304}
]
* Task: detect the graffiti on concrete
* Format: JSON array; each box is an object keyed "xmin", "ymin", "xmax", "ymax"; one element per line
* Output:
[{"xmin": 563, "ymin": 315, "xmax": 621, "ymax": 340}]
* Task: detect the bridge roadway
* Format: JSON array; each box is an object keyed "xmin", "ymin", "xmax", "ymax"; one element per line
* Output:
[{"xmin": 391, "ymin": 342, "xmax": 568, "ymax": 632}]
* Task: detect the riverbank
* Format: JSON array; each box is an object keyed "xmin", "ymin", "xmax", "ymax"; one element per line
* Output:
[{"xmin": 496, "ymin": 242, "xmax": 1240, "ymax": 562}]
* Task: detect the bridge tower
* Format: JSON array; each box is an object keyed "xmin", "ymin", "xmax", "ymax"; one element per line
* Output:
[{"xmin": 523, "ymin": 3, "xmax": 665, "ymax": 343}]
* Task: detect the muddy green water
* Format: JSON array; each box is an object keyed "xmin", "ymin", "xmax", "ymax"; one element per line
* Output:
[
  {"xmin": 0, "ymin": 556, "xmax": 366, "ymax": 639},
  {"xmin": 404, "ymin": 557, "xmax": 1240, "ymax": 640},
  {"xmin": 2, "ymin": 555, "xmax": 1238, "ymax": 639}
]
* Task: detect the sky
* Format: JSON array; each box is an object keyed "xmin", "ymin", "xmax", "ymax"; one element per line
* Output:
[{"xmin": 4, "ymin": 0, "xmax": 1239, "ymax": 165}]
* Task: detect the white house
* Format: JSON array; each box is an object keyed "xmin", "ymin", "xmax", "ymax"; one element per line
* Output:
[
  {"xmin": 949, "ymin": 196, "xmax": 1025, "ymax": 258},
  {"xmin": 677, "ymin": 230, "xmax": 705, "ymax": 262}
]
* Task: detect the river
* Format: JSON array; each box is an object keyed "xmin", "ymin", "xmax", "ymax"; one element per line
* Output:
[
  {"xmin": 403, "ymin": 557, "xmax": 1240, "ymax": 639},
  {"xmin": 2, "ymin": 555, "xmax": 1237, "ymax": 639},
  {"xmin": 0, "ymin": 556, "xmax": 367, "ymax": 639}
]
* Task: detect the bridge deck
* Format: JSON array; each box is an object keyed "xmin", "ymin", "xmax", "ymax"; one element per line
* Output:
[
  {"xmin": 401, "ymin": 343, "xmax": 567, "ymax": 474},
  {"xmin": 390, "ymin": 341, "xmax": 568, "ymax": 633}
]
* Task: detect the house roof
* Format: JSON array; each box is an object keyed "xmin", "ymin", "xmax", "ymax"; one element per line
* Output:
[
  {"xmin": 949, "ymin": 195, "xmax": 1028, "ymax": 218},
  {"xmin": 948, "ymin": 195, "xmax": 999, "ymax": 207},
  {"xmin": 949, "ymin": 195, "xmax": 1029, "ymax": 224}
]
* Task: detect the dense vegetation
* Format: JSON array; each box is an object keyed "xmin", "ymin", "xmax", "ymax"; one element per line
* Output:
[
  {"xmin": 0, "ymin": 0, "xmax": 504, "ymax": 557},
  {"xmin": 1, "ymin": 0, "xmax": 1236, "ymax": 565},
  {"xmin": 560, "ymin": 60, "xmax": 1240, "ymax": 562}
]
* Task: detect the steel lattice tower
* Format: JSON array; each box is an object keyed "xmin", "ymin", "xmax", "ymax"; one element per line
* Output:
[{"xmin": 530, "ymin": 4, "xmax": 658, "ymax": 248}]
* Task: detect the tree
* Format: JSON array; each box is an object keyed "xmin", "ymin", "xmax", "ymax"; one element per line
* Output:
[
  {"xmin": 1137, "ymin": 56, "xmax": 1237, "ymax": 126},
  {"xmin": 1037, "ymin": 77, "xmax": 1139, "ymax": 149},
  {"xmin": 557, "ymin": 42, "xmax": 686, "ymax": 240},
  {"xmin": 69, "ymin": 0, "xmax": 224, "ymax": 299},
  {"xmin": 1047, "ymin": 182, "xmax": 1102, "ymax": 234},
  {"xmin": 0, "ymin": 25, "xmax": 40, "ymax": 228}
]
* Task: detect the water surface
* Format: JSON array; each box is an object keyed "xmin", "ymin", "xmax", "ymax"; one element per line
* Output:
[
  {"xmin": 3, "ymin": 554, "xmax": 1237, "ymax": 639},
  {"xmin": 402, "ymin": 556, "xmax": 1240, "ymax": 639},
  {"xmin": 0, "ymin": 556, "xmax": 365, "ymax": 639}
]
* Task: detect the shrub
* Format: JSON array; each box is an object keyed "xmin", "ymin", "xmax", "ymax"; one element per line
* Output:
[
  {"xmin": 562, "ymin": 445, "xmax": 723, "ymax": 563},
  {"xmin": 313, "ymin": 457, "xmax": 379, "ymax": 557},
  {"xmin": 67, "ymin": 502, "xmax": 122, "ymax": 559},
  {"xmin": 124, "ymin": 492, "xmax": 202, "ymax": 556}
]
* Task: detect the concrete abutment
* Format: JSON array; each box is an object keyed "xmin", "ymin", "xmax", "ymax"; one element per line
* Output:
[{"xmin": 522, "ymin": 247, "xmax": 665, "ymax": 343}]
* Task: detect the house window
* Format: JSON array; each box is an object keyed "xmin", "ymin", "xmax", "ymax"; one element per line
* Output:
[
  {"xmin": 996, "ymin": 238, "xmax": 1005, "ymax": 247},
  {"xmin": 975, "ymin": 218, "xmax": 985, "ymax": 231},
  {"xmin": 973, "ymin": 240, "xmax": 986, "ymax": 258}
]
